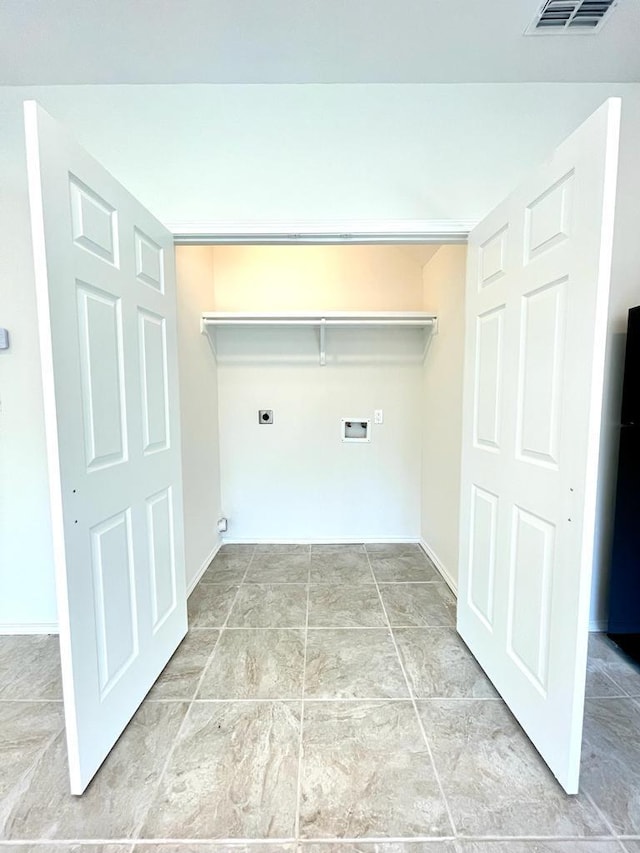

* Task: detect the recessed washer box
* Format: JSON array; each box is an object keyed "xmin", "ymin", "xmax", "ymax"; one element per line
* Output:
[{"xmin": 342, "ymin": 418, "xmax": 370, "ymax": 442}]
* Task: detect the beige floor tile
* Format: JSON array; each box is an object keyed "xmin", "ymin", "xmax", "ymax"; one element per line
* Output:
[
  {"xmin": 0, "ymin": 847, "xmax": 131, "ymax": 853},
  {"xmin": 0, "ymin": 636, "xmax": 62, "ymax": 700},
  {"xmin": 364, "ymin": 543, "xmax": 424, "ymax": 558},
  {"xmin": 200, "ymin": 558, "xmax": 250, "ymax": 585},
  {"xmin": 197, "ymin": 629, "xmax": 305, "ymax": 699},
  {"xmin": 254, "ymin": 544, "xmax": 310, "ymax": 554},
  {"xmin": 299, "ymin": 700, "xmax": 451, "ymax": 838},
  {"xmin": 370, "ymin": 555, "xmax": 439, "ymax": 583},
  {"xmin": 305, "ymin": 628, "xmax": 408, "ymax": 699},
  {"xmin": 311, "ymin": 544, "xmax": 366, "ymax": 554},
  {"xmin": 455, "ymin": 843, "xmax": 623, "ymax": 852},
  {"xmin": 417, "ymin": 699, "xmax": 607, "ymax": 837},
  {"xmin": 301, "ymin": 844, "xmax": 456, "ymax": 852},
  {"xmin": 0, "ymin": 702, "xmax": 64, "ymax": 835},
  {"xmin": 309, "ymin": 552, "xmax": 375, "ymax": 585},
  {"xmin": 245, "ymin": 552, "xmax": 310, "ymax": 583},
  {"xmin": 380, "ymin": 583, "xmax": 456, "ymax": 627},
  {"xmin": 3, "ymin": 701, "xmax": 187, "ymax": 839},
  {"xmin": 588, "ymin": 634, "xmax": 640, "ymax": 696},
  {"xmin": 227, "ymin": 584, "xmax": 308, "ymax": 628},
  {"xmin": 581, "ymin": 697, "xmax": 640, "ymax": 834},
  {"xmin": 393, "ymin": 628, "xmax": 497, "ymax": 698},
  {"xmin": 307, "ymin": 584, "xmax": 386, "ymax": 627},
  {"xmin": 141, "ymin": 701, "xmax": 300, "ymax": 839},
  {"xmin": 147, "ymin": 629, "xmax": 219, "ymax": 700},
  {"xmin": 218, "ymin": 544, "xmax": 256, "ymax": 555},
  {"xmin": 132, "ymin": 846, "xmax": 294, "ymax": 853},
  {"xmin": 187, "ymin": 584, "xmax": 239, "ymax": 627}
]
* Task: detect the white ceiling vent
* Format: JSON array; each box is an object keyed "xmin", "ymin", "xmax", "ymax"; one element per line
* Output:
[{"xmin": 526, "ymin": 0, "xmax": 618, "ymax": 33}]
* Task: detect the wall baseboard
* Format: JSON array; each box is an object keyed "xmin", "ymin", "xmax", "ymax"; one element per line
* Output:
[
  {"xmin": 222, "ymin": 537, "xmax": 422, "ymax": 545},
  {"xmin": 0, "ymin": 622, "xmax": 59, "ymax": 635},
  {"xmin": 419, "ymin": 539, "xmax": 458, "ymax": 598},
  {"xmin": 187, "ymin": 538, "xmax": 222, "ymax": 596}
]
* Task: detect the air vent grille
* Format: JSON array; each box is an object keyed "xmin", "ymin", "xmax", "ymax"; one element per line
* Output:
[{"xmin": 526, "ymin": 0, "xmax": 618, "ymax": 33}]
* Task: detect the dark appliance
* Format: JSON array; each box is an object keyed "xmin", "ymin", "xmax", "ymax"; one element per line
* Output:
[{"xmin": 608, "ymin": 305, "xmax": 640, "ymax": 664}]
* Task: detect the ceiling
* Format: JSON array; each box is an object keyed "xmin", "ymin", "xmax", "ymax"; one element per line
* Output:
[{"xmin": 1, "ymin": 0, "xmax": 639, "ymax": 86}]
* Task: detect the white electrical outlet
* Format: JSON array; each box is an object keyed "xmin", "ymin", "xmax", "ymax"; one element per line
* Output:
[{"xmin": 374, "ymin": 409, "xmax": 384, "ymax": 424}]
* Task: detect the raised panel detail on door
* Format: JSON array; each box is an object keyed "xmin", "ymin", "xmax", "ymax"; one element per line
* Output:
[
  {"xmin": 468, "ymin": 485, "xmax": 498, "ymax": 630},
  {"xmin": 26, "ymin": 100, "xmax": 188, "ymax": 795},
  {"xmin": 474, "ymin": 306, "xmax": 504, "ymax": 451},
  {"xmin": 525, "ymin": 171, "xmax": 574, "ymax": 263},
  {"xmin": 517, "ymin": 277, "xmax": 567, "ymax": 469},
  {"xmin": 135, "ymin": 228, "xmax": 164, "ymax": 292},
  {"xmin": 77, "ymin": 282, "xmax": 127, "ymax": 471},
  {"xmin": 479, "ymin": 225, "xmax": 508, "ymax": 288},
  {"xmin": 69, "ymin": 175, "xmax": 118, "ymax": 265},
  {"xmin": 138, "ymin": 309, "xmax": 169, "ymax": 455},
  {"xmin": 458, "ymin": 100, "xmax": 621, "ymax": 793},
  {"xmin": 90, "ymin": 509, "xmax": 138, "ymax": 698},
  {"xmin": 147, "ymin": 487, "xmax": 177, "ymax": 631},
  {"xmin": 507, "ymin": 506, "xmax": 554, "ymax": 695}
]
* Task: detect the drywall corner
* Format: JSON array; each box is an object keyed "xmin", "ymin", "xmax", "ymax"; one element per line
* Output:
[
  {"xmin": 420, "ymin": 244, "xmax": 467, "ymax": 589},
  {"xmin": 175, "ymin": 245, "xmax": 223, "ymax": 590}
]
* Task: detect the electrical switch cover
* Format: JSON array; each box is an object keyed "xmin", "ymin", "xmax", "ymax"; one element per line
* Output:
[{"xmin": 374, "ymin": 409, "xmax": 383, "ymax": 424}]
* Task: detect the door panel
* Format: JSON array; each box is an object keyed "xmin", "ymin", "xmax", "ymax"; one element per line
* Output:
[
  {"xmin": 24, "ymin": 101, "xmax": 187, "ymax": 794},
  {"xmin": 458, "ymin": 98, "xmax": 621, "ymax": 794}
]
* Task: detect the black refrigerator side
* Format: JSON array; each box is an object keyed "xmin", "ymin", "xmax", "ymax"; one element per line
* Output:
[
  {"xmin": 607, "ymin": 307, "xmax": 640, "ymax": 663},
  {"xmin": 620, "ymin": 306, "xmax": 640, "ymax": 427}
]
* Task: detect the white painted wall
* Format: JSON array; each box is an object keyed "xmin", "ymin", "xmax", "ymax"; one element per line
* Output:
[
  {"xmin": 179, "ymin": 243, "xmax": 435, "ymax": 543},
  {"xmin": 420, "ymin": 246, "xmax": 467, "ymax": 590},
  {"xmin": 175, "ymin": 246, "xmax": 223, "ymax": 590},
  {"xmin": 0, "ymin": 96, "xmax": 57, "ymax": 632},
  {"xmin": 217, "ymin": 341, "xmax": 424, "ymax": 542},
  {"xmin": 210, "ymin": 245, "xmax": 425, "ymax": 312},
  {"xmin": 212, "ymin": 245, "xmax": 424, "ymax": 540},
  {"xmin": 1, "ymin": 82, "xmax": 639, "ymax": 628}
]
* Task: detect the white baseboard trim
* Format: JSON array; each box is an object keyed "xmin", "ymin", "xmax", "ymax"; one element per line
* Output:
[
  {"xmin": 419, "ymin": 539, "xmax": 458, "ymax": 598},
  {"xmin": 187, "ymin": 538, "xmax": 222, "ymax": 596},
  {"xmin": 589, "ymin": 619, "xmax": 608, "ymax": 633},
  {"xmin": 0, "ymin": 622, "xmax": 59, "ymax": 635},
  {"xmin": 222, "ymin": 537, "xmax": 422, "ymax": 545}
]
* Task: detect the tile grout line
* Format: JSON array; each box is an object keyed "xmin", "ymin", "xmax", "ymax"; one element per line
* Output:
[
  {"xmin": 4, "ymin": 834, "xmax": 637, "ymax": 845},
  {"xmin": 293, "ymin": 546, "xmax": 312, "ymax": 843},
  {"xmin": 199, "ymin": 580, "xmax": 445, "ymax": 586},
  {"xmin": 583, "ymin": 788, "xmax": 625, "ymax": 846},
  {"xmin": 145, "ymin": 696, "xmax": 503, "ymax": 704},
  {"xmin": 592, "ymin": 665, "xmax": 636, "ymax": 699},
  {"xmin": 364, "ymin": 548, "xmax": 458, "ymax": 839},
  {"xmin": 131, "ymin": 546, "xmax": 258, "ymax": 841},
  {"xmin": 189, "ymin": 624, "xmax": 459, "ymax": 631}
]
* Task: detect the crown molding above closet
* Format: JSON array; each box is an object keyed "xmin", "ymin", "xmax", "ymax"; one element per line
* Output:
[{"xmin": 169, "ymin": 220, "xmax": 476, "ymax": 244}]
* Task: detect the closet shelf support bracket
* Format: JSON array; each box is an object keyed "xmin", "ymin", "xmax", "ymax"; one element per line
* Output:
[
  {"xmin": 422, "ymin": 317, "xmax": 438, "ymax": 361},
  {"xmin": 319, "ymin": 319, "xmax": 327, "ymax": 366},
  {"xmin": 201, "ymin": 317, "xmax": 217, "ymax": 359}
]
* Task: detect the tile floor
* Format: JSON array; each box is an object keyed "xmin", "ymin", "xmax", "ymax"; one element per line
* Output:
[{"xmin": 1, "ymin": 543, "xmax": 640, "ymax": 853}]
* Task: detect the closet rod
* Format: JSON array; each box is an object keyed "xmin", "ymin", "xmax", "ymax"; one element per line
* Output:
[{"xmin": 202, "ymin": 318, "xmax": 436, "ymax": 327}]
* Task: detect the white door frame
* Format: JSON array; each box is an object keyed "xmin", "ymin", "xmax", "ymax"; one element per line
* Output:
[{"xmin": 166, "ymin": 219, "xmax": 476, "ymax": 245}]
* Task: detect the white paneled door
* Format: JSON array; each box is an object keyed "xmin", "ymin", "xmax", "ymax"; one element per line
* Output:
[
  {"xmin": 24, "ymin": 101, "xmax": 187, "ymax": 794},
  {"xmin": 458, "ymin": 99, "xmax": 621, "ymax": 793}
]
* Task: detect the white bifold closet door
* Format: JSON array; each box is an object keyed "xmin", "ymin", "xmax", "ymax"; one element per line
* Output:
[
  {"xmin": 458, "ymin": 98, "xmax": 621, "ymax": 794},
  {"xmin": 24, "ymin": 101, "xmax": 187, "ymax": 795}
]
